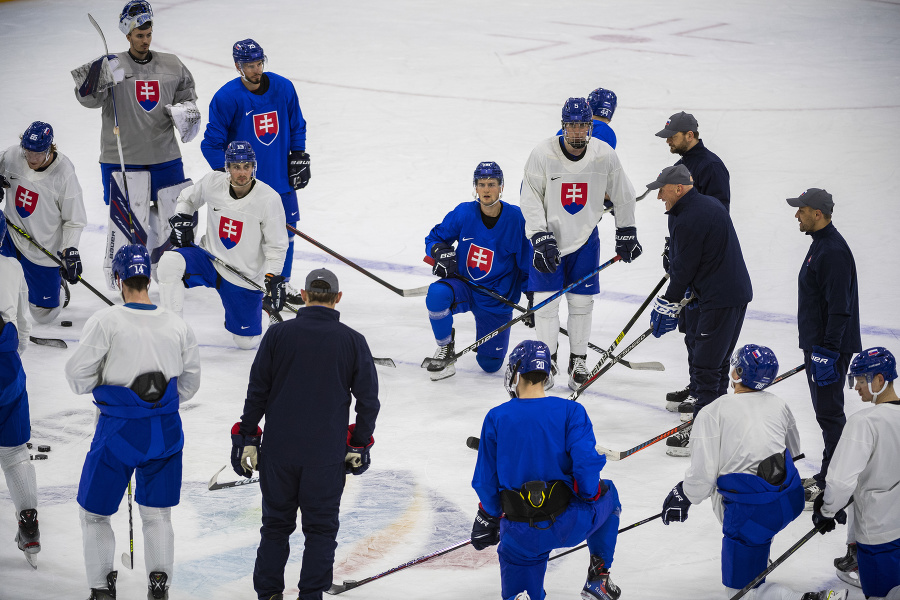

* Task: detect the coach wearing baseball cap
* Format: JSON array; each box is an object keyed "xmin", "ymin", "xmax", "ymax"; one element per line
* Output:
[{"xmin": 789, "ymin": 188, "xmax": 861, "ymax": 510}]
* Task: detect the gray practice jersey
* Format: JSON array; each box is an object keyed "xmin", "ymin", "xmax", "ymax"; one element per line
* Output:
[{"xmin": 75, "ymin": 51, "xmax": 196, "ymax": 165}]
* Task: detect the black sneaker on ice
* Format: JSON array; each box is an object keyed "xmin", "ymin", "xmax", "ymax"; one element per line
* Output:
[
  {"xmin": 677, "ymin": 396, "xmax": 697, "ymax": 422},
  {"xmin": 665, "ymin": 425, "xmax": 692, "ymax": 457},
  {"xmin": 666, "ymin": 385, "xmax": 690, "ymax": 411}
]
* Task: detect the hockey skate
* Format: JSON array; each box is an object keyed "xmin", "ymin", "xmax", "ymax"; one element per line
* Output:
[
  {"xmin": 801, "ymin": 589, "xmax": 848, "ymax": 600},
  {"xmin": 666, "ymin": 424, "xmax": 692, "ymax": 457},
  {"xmin": 568, "ymin": 353, "xmax": 590, "ymax": 391},
  {"xmin": 15, "ymin": 508, "xmax": 40, "ymax": 569},
  {"xmin": 804, "ymin": 479, "xmax": 822, "ymax": 511},
  {"xmin": 88, "ymin": 571, "xmax": 118, "ymax": 600},
  {"xmin": 677, "ymin": 396, "xmax": 697, "ymax": 422},
  {"xmin": 263, "ymin": 297, "xmax": 283, "ymax": 325},
  {"xmin": 834, "ymin": 543, "xmax": 861, "ymax": 588},
  {"xmin": 581, "ymin": 555, "xmax": 621, "ymax": 600},
  {"xmin": 148, "ymin": 571, "xmax": 169, "ymax": 599},
  {"xmin": 666, "ymin": 385, "xmax": 690, "ymax": 411},
  {"xmin": 544, "ymin": 352, "xmax": 558, "ymax": 390},
  {"xmin": 284, "ymin": 282, "xmax": 304, "ymax": 307},
  {"xmin": 428, "ymin": 329, "xmax": 455, "ymax": 381}
]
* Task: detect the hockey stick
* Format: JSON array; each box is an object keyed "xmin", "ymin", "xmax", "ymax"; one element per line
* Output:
[
  {"xmin": 207, "ymin": 465, "xmax": 260, "ymax": 490},
  {"xmin": 325, "ymin": 538, "xmax": 472, "ymax": 595},
  {"xmin": 595, "ymin": 364, "xmax": 807, "ymax": 460},
  {"xmin": 548, "ymin": 513, "xmax": 662, "ymax": 562},
  {"xmin": 29, "ymin": 336, "xmax": 67, "ymax": 349},
  {"xmin": 422, "ymin": 257, "xmax": 662, "ymax": 371},
  {"xmin": 7, "ymin": 221, "xmax": 115, "ymax": 306},
  {"xmin": 422, "ymin": 256, "xmax": 621, "ymax": 370},
  {"xmin": 121, "ymin": 478, "xmax": 134, "ymax": 569},
  {"xmin": 287, "ymin": 224, "xmax": 429, "ymax": 298},
  {"xmin": 729, "ymin": 497, "xmax": 854, "ymax": 600}
]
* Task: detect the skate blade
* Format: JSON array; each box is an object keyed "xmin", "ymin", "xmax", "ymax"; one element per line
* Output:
[
  {"xmin": 24, "ymin": 551, "xmax": 37, "ymax": 569},
  {"xmin": 679, "ymin": 412, "xmax": 692, "ymax": 422},
  {"xmin": 665, "ymin": 448, "xmax": 691, "ymax": 457},
  {"xmin": 836, "ymin": 568, "xmax": 861, "ymax": 588},
  {"xmin": 666, "ymin": 401, "xmax": 681, "ymax": 412}
]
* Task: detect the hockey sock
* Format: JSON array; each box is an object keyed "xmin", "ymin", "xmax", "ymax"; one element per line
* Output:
[
  {"xmin": 425, "ymin": 282, "xmax": 454, "ymax": 346},
  {"xmin": 0, "ymin": 445, "xmax": 37, "ymax": 513},
  {"xmin": 80, "ymin": 507, "xmax": 116, "ymax": 589},
  {"xmin": 157, "ymin": 251, "xmax": 187, "ymax": 316},
  {"xmin": 140, "ymin": 505, "xmax": 174, "ymax": 585},
  {"xmin": 28, "ymin": 304, "xmax": 62, "ymax": 324},
  {"xmin": 281, "ymin": 222, "xmax": 296, "ymax": 280},
  {"xmin": 532, "ymin": 291, "xmax": 562, "ymax": 354},
  {"xmin": 232, "ymin": 333, "xmax": 261, "ymax": 350},
  {"xmin": 565, "ymin": 292, "xmax": 594, "ymax": 356}
]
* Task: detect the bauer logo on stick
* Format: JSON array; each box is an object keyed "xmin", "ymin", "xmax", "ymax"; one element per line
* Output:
[
  {"xmin": 219, "ymin": 217, "xmax": 243, "ymax": 249},
  {"xmin": 561, "ymin": 182, "xmax": 587, "ymax": 215},
  {"xmin": 15, "ymin": 186, "xmax": 39, "ymax": 218},
  {"xmin": 253, "ymin": 111, "xmax": 279, "ymax": 146},
  {"xmin": 134, "ymin": 80, "xmax": 160, "ymax": 112},
  {"xmin": 466, "ymin": 244, "xmax": 494, "ymax": 281}
]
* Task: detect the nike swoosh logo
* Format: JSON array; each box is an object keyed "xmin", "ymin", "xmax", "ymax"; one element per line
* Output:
[
  {"xmin": 291, "ymin": 211, "xmax": 298, "ymax": 217},
  {"xmin": 43, "ymin": 296, "xmax": 52, "ymax": 300},
  {"xmin": 213, "ymin": 207, "xmax": 220, "ymax": 211},
  {"xmin": 496, "ymin": 347, "xmax": 503, "ymax": 351},
  {"xmin": 124, "ymin": 75, "xmax": 134, "ymax": 79},
  {"xmin": 241, "ymin": 326, "xmax": 250, "ymax": 329},
  {"xmin": 700, "ymin": 333, "xmax": 710, "ymax": 337},
  {"xmin": 462, "ymin": 237, "xmax": 474, "ymax": 242},
  {"xmin": 245, "ymin": 110, "xmax": 254, "ymax": 116},
  {"xmin": 551, "ymin": 176, "xmax": 561, "ymax": 180},
  {"xmin": 584, "ymin": 284, "xmax": 593, "ymax": 288}
]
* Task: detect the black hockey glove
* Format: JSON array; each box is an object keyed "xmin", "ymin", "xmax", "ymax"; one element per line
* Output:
[
  {"xmin": 230, "ymin": 423, "xmax": 262, "ymax": 478},
  {"xmin": 471, "ymin": 505, "xmax": 500, "ymax": 550},
  {"xmin": 345, "ymin": 424, "xmax": 374, "ymax": 476},
  {"xmin": 265, "ymin": 273, "xmax": 287, "ymax": 313},
  {"xmin": 615, "ymin": 226, "xmax": 642, "ymax": 263},
  {"xmin": 522, "ymin": 291, "xmax": 535, "ymax": 328},
  {"xmin": 57, "ymin": 247, "xmax": 83, "ymax": 284},
  {"xmin": 288, "ymin": 151, "xmax": 311, "ymax": 190},
  {"xmin": 662, "ymin": 481, "xmax": 691, "ymax": 525},
  {"xmin": 812, "ymin": 494, "xmax": 846, "ymax": 535},
  {"xmin": 430, "ymin": 242, "xmax": 457, "ymax": 279},
  {"xmin": 531, "ymin": 232, "xmax": 560, "ymax": 274},
  {"xmin": 662, "ymin": 236, "xmax": 670, "ymax": 273},
  {"xmin": 168, "ymin": 213, "xmax": 194, "ymax": 248},
  {"xmin": 0, "ymin": 174, "xmax": 9, "ymax": 203}
]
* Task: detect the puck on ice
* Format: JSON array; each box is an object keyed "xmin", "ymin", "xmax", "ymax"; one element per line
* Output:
[
  {"xmin": 466, "ymin": 436, "xmax": 480, "ymax": 450},
  {"xmin": 37, "ymin": 445, "xmax": 51, "ymax": 452},
  {"xmin": 30, "ymin": 454, "xmax": 48, "ymax": 460},
  {"xmin": 61, "ymin": 321, "xmax": 73, "ymax": 327}
]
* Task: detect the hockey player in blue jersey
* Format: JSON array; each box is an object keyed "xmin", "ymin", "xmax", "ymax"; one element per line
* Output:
[
  {"xmin": 201, "ymin": 38, "xmax": 309, "ymax": 300},
  {"xmin": 424, "ymin": 161, "xmax": 531, "ymax": 380},
  {"xmin": 556, "ymin": 87, "xmax": 618, "ymax": 149},
  {"xmin": 471, "ymin": 340, "xmax": 622, "ymax": 600}
]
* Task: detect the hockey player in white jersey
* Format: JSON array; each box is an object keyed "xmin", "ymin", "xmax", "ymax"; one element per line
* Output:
[
  {"xmin": 158, "ymin": 141, "xmax": 288, "ymax": 349},
  {"xmin": 0, "ymin": 211, "xmax": 40, "ymax": 568},
  {"xmin": 660, "ymin": 344, "xmax": 848, "ymax": 600},
  {"xmin": 65, "ymin": 243, "xmax": 200, "ymax": 600},
  {"xmin": 520, "ymin": 97, "xmax": 642, "ymax": 390},
  {"xmin": 813, "ymin": 347, "xmax": 900, "ymax": 600},
  {"xmin": 0, "ymin": 121, "xmax": 87, "ymax": 323}
]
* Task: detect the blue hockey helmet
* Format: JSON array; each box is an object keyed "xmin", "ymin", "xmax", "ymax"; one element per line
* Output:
[
  {"xmin": 119, "ymin": 0, "xmax": 153, "ymax": 35},
  {"xmin": 848, "ymin": 347, "xmax": 897, "ymax": 397},
  {"xmin": 0, "ymin": 210, "xmax": 7, "ymax": 244},
  {"xmin": 588, "ymin": 88, "xmax": 617, "ymax": 120},
  {"xmin": 505, "ymin": 340, "xmax": 552, "ymax": 398},
  {"xmin": 233, "ymin": 39, "xmax": 266, "ymax": 64},
  {"xmin": 225, "ymin": 140, "xmax": 257, "ymax": 179},
  {"xmin": 473, "ymin": 161, "xmax": 503, "ymax": 186},
  {"xmin": 562, "ymin": 97, "xmax": 593, "ymax": 124},
  {"xmin": 21, "ymin": 121, "xmax": 54, "ymax": 153},
  {"xmin": 112, "ymin": 243, "xmax": 151, "ymax": 283},
  {"xmin": 730, "ymin": 344, "xmax": 779, "ymax": 390}
]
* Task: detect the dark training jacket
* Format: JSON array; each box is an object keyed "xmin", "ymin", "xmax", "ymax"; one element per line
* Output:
[{"xmin": 675, "ymin": 139, "xmax": 731, "ymax": 211}]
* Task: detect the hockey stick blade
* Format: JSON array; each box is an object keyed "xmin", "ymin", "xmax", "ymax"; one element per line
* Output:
[
  {"xmin": 373, "ymin": 357, "xmax": 396, "ymax": 368},
  {"xmin": 326, "ymin": 580, "xmax": 361, "ymax": 595},
  {"xmin": 207, "ymin": 465, "xmax": 260, "ymax": 490},
  {"xmin": 121, "ymin": 551, "xmax": 133, "ymax": 570},
  {"xmin": 29, "ymin": 336, "xmax": 67, "ymax": 349},
  {"xmin": 618, "ymin": 359, "xmax": 664, "ymax": 371}
]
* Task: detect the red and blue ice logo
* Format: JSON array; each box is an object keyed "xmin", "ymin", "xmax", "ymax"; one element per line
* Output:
[
  {"xmin": 466, "ymin": 243, "xmax": 494, "ymax": 281},
  {"xmin": 218, "ymin": 217, "xmax": 243, "ymax": 249},
  {"xmin": 14, "ymin": 186, "xmax": 38, "ymax": 218},
  {"xmin": 561, "ymin": 182, "xmax": 587, "ymax": 215},
  {"xmin": 134, "ymin": 80, "xmax": 160, "ymax": 112},
  {"xmin": 253, "ymin": 111, "xmax": 279, "ymax": 146}
]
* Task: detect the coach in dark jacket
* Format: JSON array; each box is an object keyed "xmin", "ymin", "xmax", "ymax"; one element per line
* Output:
[
  {"xmin": 788, "ymin": 188, "xmax": 860, "ymax": 503},
  {"xmin": 231, "ymin": 268, "xmax": 380, "ymax": 600}
]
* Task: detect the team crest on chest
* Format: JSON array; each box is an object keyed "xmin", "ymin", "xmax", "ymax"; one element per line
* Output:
[
  {"xmin": 253, "ymin": 111, "xmax": 279, "ymax": 146},
  {"xmin": 14, "ymin": 186, "xmax": 38, "ymax": 218},
  {"xmin": 466, "ymin": 243, "xmax": 494, "ymax": 281},
  {"xmin": 219, "ymin": 217, "xmax": 243, "ymax": 249},
  {"xmin": 134, "ymin": 80, "xmax": 160, "ymax": 112},
  {"xmin": 561, "ymin": 182, "xmax": 588, "ymax": 215}
]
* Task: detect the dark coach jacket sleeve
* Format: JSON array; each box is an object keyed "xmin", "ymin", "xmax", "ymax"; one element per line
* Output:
[
  {"xmin": 350, "ymin": 332, "xmax": 380, "ymax": 444},
  {"xmin": 239, "ymin": 327, "xmax": 276, "ymax": 435}
]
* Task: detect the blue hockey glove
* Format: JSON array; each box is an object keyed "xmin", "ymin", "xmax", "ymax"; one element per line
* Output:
[
  {"xmin": 345, "ymin": 423, "xmax": 374, "ymax": 476},
  {"xmin": 684, "ymin": 286, "xmax": 698, "ymax": 311},
  {"xmin": 471, "ymin": 504, "xmax": 500, "ymax": 550},
  {"xmin": 265, "ymin": 273, "xmax": 287, "ymax": 313},
  {"xmin": 0, "ymin": 174, "xmax": 9, "ymax": 202},
  {"xmin": 168, "ymin": 213, "xmax": 194, "ymax": 248},
  {"xmin": 812, "ymin": 493, "xmax": 846, "ymax": 534},
  {"xmin": 230, "ymin": 422, "xmax": 262, "ymax": 478},
  {"xmin": 288, "ymin": 151, "xmax": 311, "ymax": 190},
  {"xmin": 650, "ymin": 297, "xmax": 682, "ymax": 338},
  {"xmin": 531, "ymin": 232, "xmax": 560, "ymax": 274},
  {"xmin": 430, "ymin": 242, "xmax": 457, "ymax": 279},
  {"xmin": 662, "ymin": 481, "xmax": 691, "ymax": 525},
  {"xmin": 57, "ymin": 247, "xmax": 82, "ymax": 284},
  {"xmin": 603, "ymin": 198, "xmax": 615, "ymax": 215},
  {"xmin": 522, "ymin": 291, "xmax": 535, "ymax": 328},
  {"xmin": 614, "ymin": 226, "xmax": 642, "ymax": 263},
  {"xmin": 811, "ymin": 346, "xmax": 840, "ymax": 386},
  {"xmin": 662, "ymin": 236, "xmax": 670, "ymax": 273}
]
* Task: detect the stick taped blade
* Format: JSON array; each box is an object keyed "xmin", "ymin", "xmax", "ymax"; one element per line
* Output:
[
  {"xmin": 121, "ymin": 552, "xmax": 133, "ymax": 570},
  {"xmin": 421, "ymin": 357, "xmax": 449, "ymax": 369},
  {"xmin": 400, "ymin": 286, "xmax": 429, "ymax": 297},
  {"xmin": 373, "ymin": 357, "xmax": 396, "ymax": 368},
  {"xmin": 325, "ymin": 580, "xmax": 359, "ymax": 595},
  {"xmin": 596, "ymin": 446, "xmax": 623, "ymax": 460},
  {"xmin": 620, "ymin": 360, "xmax": 665, "ymax": 371}
]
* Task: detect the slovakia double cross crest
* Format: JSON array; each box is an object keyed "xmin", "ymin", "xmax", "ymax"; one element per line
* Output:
[
  {"xmin": 219, "ymin": 217, "xmax": 243, "ymax": 250},
  {"xmin": 15, "ymin": 186, "xmax": 38, "ymax": 218},
  {"xmin": 561, "ymin": 182, "xmax": 588, "ymax": 215},
  {"xmin": 134, "ymin": 80, "xmax": 160, "ymax": 112},
  {"xmin": 253, "ymin": 111, "xmax": 279, "ymax": 145},
  {"xmin": 466, "ymin": 243, "xmax": 494, "ymax": 281}
]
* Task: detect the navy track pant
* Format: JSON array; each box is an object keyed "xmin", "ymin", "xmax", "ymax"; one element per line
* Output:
[
  {"xmin": 803, "ymin": 350, "xmax": 852, "ymax": 488},
  {"xmin": 692, "ymin": 305, "xmax": 747, "ymax": 418}
]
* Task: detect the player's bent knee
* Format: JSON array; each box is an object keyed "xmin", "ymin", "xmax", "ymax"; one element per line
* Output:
[
  {"xmin": 566, "ymin": 292, "xmax": 594, "ymax": 315},
  {"xmin": 157, "ymin": 251, "xmax": 186, "ymax": 283},
  {"xmin": 79, "ymin": 506, "xmax": 111, "ymax": 526},
  {"xmin": 532, "ymin": 292, "xmax": 562, "ymax": 316},
  {"xmin": 233, "ymin": 334, "xmax": 261, "ymax": 350},
  {"xmin": 426, "ymin": 281, "xmax": 454, "ymax": 312},
  {"xmin": 138, "ymin": 505, "xmax": 171, "ymax": 522},
  {"xmin": 476, "ymin": 354, "xmax": 504, "ymax": 373},
  {"xmin": 0, "ymin": 444, "xmax": 30, "ymax": 470},
  {"xmin": 29, "ymin": 304, "xmax": 61, "ymax": 324}
]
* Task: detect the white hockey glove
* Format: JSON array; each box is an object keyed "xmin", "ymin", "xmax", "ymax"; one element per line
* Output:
[
  {"xmin": 165, "ymin": 101, "xmax": 201, "ymax": 143},
  {"xmin": 107, "ymin": 56, "xmax": 125, "ymax": 84}
]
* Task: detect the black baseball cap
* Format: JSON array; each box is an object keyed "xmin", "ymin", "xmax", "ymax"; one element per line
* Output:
[
  {"xmin": 646, "ymin": 165, "xmax": 693, "ymax": 190},
  {"xmin": 786, "ymin": 188, "xmax": 834, "ymax": 216},
  {"xmin": 656, "ymin": 111, "xmax": 699, "ymax": 137},
  {"xmin": 305, "ymin": 268, "xmax": 339, "ymax": 293}
]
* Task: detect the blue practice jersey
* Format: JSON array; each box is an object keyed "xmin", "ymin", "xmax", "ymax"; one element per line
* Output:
[
  {"xmin": 556, "ymin": 118, "xmax": 617, "ymax": 149},
  {"xmin": 201, "ymin": 72, "xmax": 307, "ymax": 195},
  {"xmin": 425, "ymin": 201, "xmax": 531, "ymax": 306}
]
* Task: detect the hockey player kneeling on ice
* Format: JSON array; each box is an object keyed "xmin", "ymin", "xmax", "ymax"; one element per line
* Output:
[
  {"xmin": 471, "ymin": 340, "xmax": 622, "ymax": 600},
  {"xmin": 0, "ymin": 211, "xmax": 41, "ymax": 568},
  {"xmin": 64, "ymin": 244, "xmax": 201, "ymax": 600},
  {"xmin": 812, "ymin": 348, "xmax": 900, "ymax": 600},
  {"xmin": 660, "ymin": 344, "xmax": 848, "ymax": 600},
  {"xmin": 424, "ymin": 161, "xmax": 531, "ymax": 381},
  {"xmin": 157, "ymin": 141, "xmax": 287, "ymax": 350},
  {"xmin": 0, "ymin": 121, "xmax": 87, "ymax": 324}
]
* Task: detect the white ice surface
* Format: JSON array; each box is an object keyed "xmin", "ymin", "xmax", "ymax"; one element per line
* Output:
[{"xmin": 2, "ymin": 0, "xmax": 899, "ymax": 598}]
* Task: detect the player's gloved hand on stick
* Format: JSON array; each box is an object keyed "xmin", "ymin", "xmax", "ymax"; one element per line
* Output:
[
  {"xmin": 230, "ymin": 422, "xmax": 262, "ymax": 478},
  {"xmin": 522, "ymin": 291, "xmax": 535, "ymax": 328},
  {"xmin": 812, "ymin": 494, "xmax": 847, "ymax": 534},
  {"xmin": 662, "ymin": 481, "xmax": 691, "ymax": 525},
  {"xmin": 811, "ymin": 346, "xmax": 840, "ymax": 386},
  {"xmin": 684, "ymin": 286, "xmax": 698, "ymax": 310},
  {"xmin": 615, "ymin": 226, "xmax": 642, "ymax": 263},
  {"xmin": 107, "ymin": 55, "xmax": 125, "ymax": 85},
  {"xmin": 471, "ymin": 504, "xmax": 500, "ymax": 550},
  {"xmin": 0, "ymin": 174, "xmax": 9, "ymax": 202},
  {"xmin": 650, "ymin": 297, "xmax": 682, "ymax": 338},
  {"xmin": 57, "ymin": 247, "xmax": 82, "ymax": 284},
  {"xmin": 265, "ymin": 273, "xmax": 287, "ymax": 313},
  {"xmin": 345, "ymin": 423, "xmax": 374, "ymax": 476},
  {"xmin": 531, "ymin": 231, "xmax": 560, "ymax": 273},
  {"xmin": 168, "ymin": 213, "xmax": 194, "ymax": 247},
  {"xmin": 288, "ymin": 151, "xmax": 311, "ymax": 190},
  {"xmin": 430, "ymin": 242, "xmax": 457, "ymax": 278},
  {"xmin": 662, "ymin": 236, "xmax": 670, "ymax": 273}
]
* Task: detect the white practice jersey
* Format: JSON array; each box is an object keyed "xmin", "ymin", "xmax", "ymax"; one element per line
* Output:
[
  {"xmin": 65, "ymin": 304, "xmax": 200, "ymax": 402},
  {"xmin": 520, "ymin": 136, "xmax": 636, "ymax": 256},
  {"xmin": 0, "ymin": 147, "xmax": 86, "ymax": 267},
  {"xmin": 0, "ymin": 256, "xmax": 30, "ymax": 354},
  {"xmin": 822, "ymin": 401, "xmax": 900, "ymax": 545},
  {"xmin": 175, "ymin": 172, "xmax": 288, "ymax": 290},
  {"xmin": 683, "ymin": 390, "xmax": 802, "ymax": 522}
]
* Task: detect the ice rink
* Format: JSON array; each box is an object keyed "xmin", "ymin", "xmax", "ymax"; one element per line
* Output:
[{"xmin": 1, "ymin": 0, "xmax": 899, "ymax": 598}]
